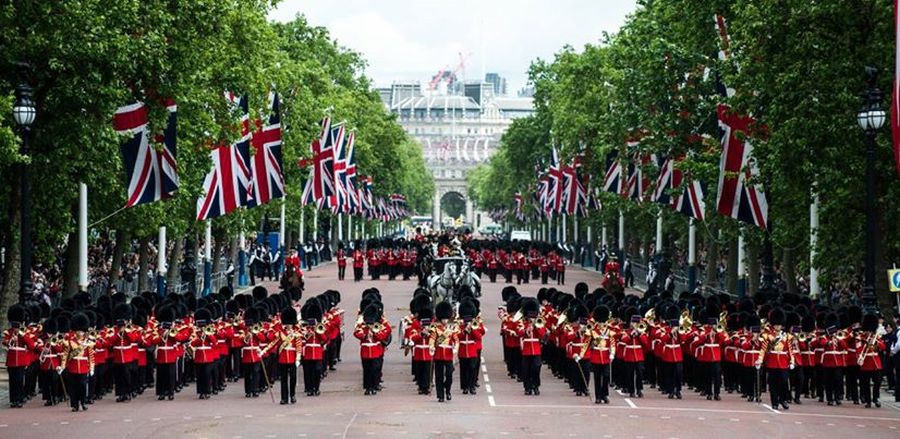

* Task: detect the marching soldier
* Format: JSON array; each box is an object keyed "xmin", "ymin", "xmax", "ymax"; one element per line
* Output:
[
  {"xmin": 695, "ymin": 310, "xmax": 727, "ymax": 401},
  {"xmin": 36, "ymin": 318, "xmax": 63, "ymax": 406},
  {"xmin": 500, "ymin": 295, "xmax": 523, "ymax": 380},
  {"xmin": 336, "ymin": 242, "xmax": 348, "ymax": 280},
  {"xmin": 409, "ymin": 307, "xmax": 435, "ymax": 395},
  {"xmin": 620, "ymin": 315, "xmax": 648, "ymax": 398},
  {"xmin": 813, "ymin": 313, "xmax": 847, "ymax": 406},
  {"xmin": 857, "ymin": 313, "xmax": 885, "ymax": 408},
  {"xmin": 578, "ymin": 305, "xmax": 614, "ymax": 404},
  {"xmin": 4, "ymin": 305, "xmax": 36, "ymax": 408},
  {"xmin": 148, "ymin": 306, "xmax": 186, "ymax": 400},
  {"xmin": 268, "ymin": 307, "xmax": 303, "ymax": 404},
  {"xmin": 109, "ymin": 303, "xmax": 140, "ymax": 402},
  {"xmin": 458, "ymin": 300, "xmax": 485, "ymax": 395},
  {"xmin": 562, "ymin": 303, "xmax": 590, "ymax": 397},
  {"xmin": 191, "ymin": 308, "xmax": 218, "ymax": 400},
  {"xmin": 756, "ymin": 308, "xmax": 794, "ymax": 410},
  {"xmin": 60, "ymin": 312, "xmax": 94, "ymax": 412},
  {"xmin": 240, "ymin": 308, "xmax": 267, "ymax": 398},
  {"xmin": 656, "ymin": 305, "xmax": 686, "ymax": 399},
  {"xmin": 300, "ymin": 300, "xmax": 326, "ymax": 396},
  {"xmin": 517, "ymin": 298, "xmax": 546, "ymax": 395},
  {"xmin": 354, "ymin": 303, "xmax": 391, "ymax": 395},
  {"xmin": 352, "ymin": 243, "xmax": 365, "ymax": 282},
  {"xmin": 430, "ymin": 301, "xmax": 459, "ymax": 402}
]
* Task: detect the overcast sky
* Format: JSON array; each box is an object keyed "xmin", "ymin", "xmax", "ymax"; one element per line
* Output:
[{"xmin": 269, "ymin": 0, "xmax": 637, "ymax": 93}]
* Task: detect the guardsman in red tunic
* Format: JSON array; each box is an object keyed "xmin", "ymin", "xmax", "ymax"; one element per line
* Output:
[
  {"xmin": 620, "ymin": 315, "xmax": 649, "ymax": 398},
  {"xmin": 150, "ymin": 306, "xmax": 188, "ymax": 400},
  {"xmin": 516, "ymin": 298, "xmax": 547, "ymax": 395},
  {"xmin": 813, "ymin": 313, "xmax": 847, "ymax": 405},
  {"xmin": 239, "ymin": 308, "xmax": 268, "ymax": 398},
  {"xmin": 190, "ymin": 309, "xmax": 218, "ymax": 399},
  {"xmin": 336, "ymin": 242, "xmax": 348, "ymax": 280},
  {"xmin": 555, "ymin": 254, "xmax": 566, "ymax": 285},
  {"xmin": 430, "ymin": 301, "xmax": 459, "ymax": 402},
  {"xmin": 486, "ymin": 248, "xmax": 498, "ymax": 283},
  {"xmin": 458, "ymin": 300, "xmax": 485, "ymax": 395},
  {"xmin": 354, "ymin": 304, "xmax": 392, "ymax": 395},
  {"xmin": 408, "ymin": 308, "xmax": 434, "ymax": 394},
  {"xmin": 562, "ymin": 305, "xmax": 590, "ymax": 397},
  {"xmin": 386, "ymin": 245, "xmax": 399, "ymax": 280},
  {"xmin": 757, "ymin": 308, "xmax": 794, "ymax": 410},
  {"xmin": 267, "ymin": 307, "xmax": 303, "ymax": 404},
  {"xmin": 367, "ymin": 241, "xmax": 382, "ymax": 280},
  {"xmin": 36, "ymin": 318, "xmax": 64, "ymax": 406},
  {"xmin": 4, "ymin": 305, "xmax": 36, "ymax": 408},
  {"xmin": 695, "ymin": 313, "xmax": 727, "ymax": 401},
  {"xmin": 538, "ymin": 252, "xmax": 550, "ymax": 284},
  {"xmin": 61, "ymin": 313, "xmax": 95, "ymax": 412},
  {"xmin": 857, "ymin": 313, "xmax": 886, "ymax": 408},
  {"xmin": 578, "ymin": 305, "xmax": 615, "ymax": 404},
  {"xmin": 656, "ymin": 306, "xmax": 687, "ymax": 400},
  {"xmin": 300, "ymin": 300, "xmax": 327, "ymax": 396},
  {"xmin": 500, "ymin": 297, "xmax": 523, "ymax": 379},
  {"xmin": 401, "ymin": 245, "xmax": 415, "ymax": 280},
  {"xmin": 352, "ymin": 245, "xmax": 366, "ymax": 282},
  {"xmin": 109, "ymin": 303, "xmax": 140, "ymax": 402}
]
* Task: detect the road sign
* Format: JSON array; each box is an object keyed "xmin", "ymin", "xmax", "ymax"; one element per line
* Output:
[{"xmin": 890, "ymin": 269, "xmax": 900, "ymax": 293}]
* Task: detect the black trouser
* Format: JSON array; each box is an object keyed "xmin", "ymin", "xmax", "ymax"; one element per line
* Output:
[
  {"xmin": 625, "ymin": 272, "xmax": 634, "ymax": 287},
  {"xmin": 858, "ymin": 370, "xmax": 881, "ymax": 403},
  {"xmin": 370, "ymin": 266, "xmax": 380, "ymax": 280},
  {"xmin": 661, "ymin": 361, "xmax": 683, "ymax": 395},
  {"xmin": 845, "ymin": 365, "xmax": 860, "ymax": 402},
  {"xmin": 824, "ymin": 367, "xmax": 843, "ymax": 402},
  {"xmin": 815, "ymin": 366, "xmax": 826, "ymax": 399},
  {"xmin": 592, "ymin": 363, "xmax": 610, "ymax": 399},
  {"xmin": 459, "ymin": 357, "xmax": 478, "ymax": 391},
  {"xmin": 280, "ymin": 363, "xmax": 297, "ymax": 401},
  {"xmin": 338, "ymin": 265, "xmax": 346, "ymax": 280},
  {"xmin": 354, "ymin": 267, "xmax": 363, "ymax": 282},
  {"xmin": 66, "ymin": 372, "xmax": 89, "ymax": 409},
  {"xmin": 768, "ymin": 368, "xmax": 789, "ymax": 407},
  {"xmin": 434, "ymin": 360, "xmax": 453, "ymax": 399},
  {"xmin": 196, "ymin": 362, "xmax": 213, "ymax": 395},
  {"xmin": 8, "ymin": 366, "xmax": 26, "ymax": 405},
  {"xmin": 570, "ymin": 359, "xmax": 590, "ymax": 393},
  {"xmin": 414, "ymin": 360, "xmax": 431, "ymax": 393},
  {"xmin": 302, "ymin": 360, "xmax": 321, "ymax": 393},
  {"xmin": 622, "ymin": 361, "xmax": 644, "ymax": 395},
  {"xmin": 388, "ymin": 265, "xmax": 397, "ymax": 280},
  {"xmin": 244, "ymin": 362, "xmax": 260, "ymax": 395},
  {"xmin": 790, "ymin": 366, "xmax": 804, "ymax": 401},
  {"xmin": 521, "ymin": 355, "xmax": 542, "ymax": 392},
  {"xmin": 156, "ymin": 362, "xmax": 176, "ymax": 397},
  {"xmin": 505, "ymin": 346, "xmax": 521, "ymax": 377},
  {"xmin": 702, "ymin": 361, "xmax": 722, "ymax": 397},
  {"xmin": 39, "ymin": 369, "xmax": 61, "ymax": 403},
  {"xmin": 801, "ymin": 365, "xmax": 814, "ymax": 397},
  {"xmin": 362, "ymin": 358, "xmax": 380, "ymax": 391},
  {"xmin": 488, "ymin": 268, "xmax": 496, "ymax": 283},
  {"xmin": 249, "ymin": 263, "xmax": 260, "ymax": 285},
  {"xmin": 113, "ymin": 362, "xmax": 133, "ymax": 397},
  {"xmin": 541, "ymin": 272, "xmax": 548, "ymax": 284},
  {"xmin": 557, "ymin": 270, "xmax": 565, "ymax": 285},
  {"xmin": 504, "ymin": 269, "xmax": 512, "ymax": 283}
]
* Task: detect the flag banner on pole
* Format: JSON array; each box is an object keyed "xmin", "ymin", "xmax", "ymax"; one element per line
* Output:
[
  {"xmin": 248, "ymin": 91, "xmax": 284, "ymax": 207},
  {"xmin": 196, "ymin": 93, "xmax": 252, "ymax": 220},
  {"xmin": 602, "ymin": 150, "xmax": 623, "ymax": 195},
  {"xmin": 115, "ymin": 100, "xmax": 178, "ymax": 208}
]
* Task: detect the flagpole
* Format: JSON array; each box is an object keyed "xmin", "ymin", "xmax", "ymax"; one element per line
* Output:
[
  {"xmin": 279, "ymin": 202, "xmax": 286, "ymax": 276},
  {"xmin": 239, "ymin": 223, "xmax": 248, "ymax": 286},
  {"xmin": 337, "ymin": 213, "xmax": 343, "ymax": 242},
  {"xmin": 618, "ymin": 209, "xmax": 625, "ymax": 260},
  {"xmin": 78, "ymin": 183, "xmax": 88, "ymax": 291},
  {"xmin": 561, "ymin": 213, "xmax": 567, "ymax": 244},
  {"xmin": 655, "ymin": 209, "xmax": 663, "ymax": 256},
  {"xmin": 313, "ymin": 207, "xmax": 319, "ymax": 241},
  {"xmin": 299, "ymin": 207, "xmax": 305, "ymax": 245},
  {"xmin": 736, "ymin": 231, "xmax": 746, "ymax": 297},
  {"xmin": 602, "ymin": 225, "xmax": 607, "ymax": 249},
  {"xmin": 203, "ymin": 220, "xmax": 212, "ymax": 296},
  {"xmin": 348, "ymin": 214, "xmax": 353, "ymax": 241},
  {"xmin": 809, "ymin": 193, "xmax": 820, "ymax": 298},
  {"xmin": 157, "ymin": 226, "xmax": 166, "ymax": 296},
  {"xmin": 573, "ymin": 214, "xmax": 579, "ymax": 244},
  {"xmin": 688, "ymin": 219, "xmax": 697, "ymax": 292}
]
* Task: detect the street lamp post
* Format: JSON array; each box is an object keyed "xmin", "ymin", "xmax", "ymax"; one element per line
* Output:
[
  {"xmin": 13, "ymin": 74, "xmax": 36, "ymax": 303},
  {"xmin": 856, "ymin": 66, "xmax": 885, "ymax": 311}
]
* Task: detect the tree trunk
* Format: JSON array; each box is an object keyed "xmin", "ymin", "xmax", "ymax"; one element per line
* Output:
[
  {"xmin": 783, "ymin": 247, "xmax": 797, "ymax": 295},
  {"xmin": 167, "ymin": 235, "xmax": 183, "ymax": 290},
  {"xmin": 747, "ymin": 239, "xmax": 760, "ymax": 297},
  {"xmin": 109, "ymin": 229, "xmax": 131, "ymax": 286},
  {"xmin": 704, "ymin": 227, "xmax": 719, "ymax": 287},
  {"xmin": 62, "ymin": 232, "xmax": 80, "ymax": 298},
  {"xmin": 138, "ymin": 236, "xmax": 150, "ymax": 293},
  {"xmin": 725, "ymin": 236, "xmax": 738, "ymax": 295}
]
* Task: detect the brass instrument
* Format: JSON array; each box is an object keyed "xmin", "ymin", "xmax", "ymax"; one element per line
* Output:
[
  {"xmin": 857, "ymin": 332, "xmax": 876, "ymax": 366},
  {"xmin": 534, "ymin": 316, "xmax": 546, "ymax": 329},
  {"xmin": 555, "ymin": 313, "xmax": 568, "ymax": 329},
  {"xmin": 370, "ymin": 322, "xmax": 383, "ymax": 333},
  {"xmin": 204, "ymin": 325, "xmax": 216, "ymax": 336},
  {"xmin": 835, "ymin": 329, "xmax": 848, "ymax": 340},
  {"xmin": 678, "ymin": 310, "xmax": 693, "ymax": 335},
  {"xmin": 633, "ymin": 320, "xmax": 648, "ymax": 334},
  {"xmin": 644, "ymin": 308, "xmax": 656, "ymax": 321},
  {"xmin": 716, "ymin": 311, "xmax": 727, "ymax": 333},
  {"xmin": 796, "ymin": 332, "xmax": 808, "ymax": 343},
  {"xmin": 315, "ymin": 322, "xmax": 327, "ymax": 335},
  {"xmin": 511, "ymin": 310, "xmax": 524, "ymax": 323}
]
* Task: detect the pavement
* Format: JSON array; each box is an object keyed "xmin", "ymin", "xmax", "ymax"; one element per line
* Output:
[{"xmin": 0, "ymin": 265, "xmax": 899, "ymax": 438}]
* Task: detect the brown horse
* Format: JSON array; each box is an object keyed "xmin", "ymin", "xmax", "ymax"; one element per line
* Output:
[{"xmin": 280, "ymin": 265, "xmax": 304, "ymax": 291}]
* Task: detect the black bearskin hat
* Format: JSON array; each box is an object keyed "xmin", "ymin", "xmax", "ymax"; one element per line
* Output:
[
  {"xmin": 522, "ymin": 298, "xmax": 540, "ymax": 319},
  {"xmin": 194, "ymin": 308, "xmax": 211, "ymax": 326},
  {"xmin": 71, "ymin": 312, "xmax": 90, "ymax": 332},
  {"xmin": 861, "ymin": 313, "xmax": 879, "ymax": 332},
  {"xmin": 436, "ymin": 301, "xmax": 454, "ymax": 320},
  {"xmin": 113, "ymin": 303, "xmax": 133, "ymax": 322},
  {"xmin": 363, "ymin": 304, "xmax": 380, "ymax": 324},
  {"xmin": 281, "ymin": 307, "xmax": 298, "ymax": 326},
  {"xmin": 593, "ymin": 305, "xmax": 611, "ymax": 323},
  {"xmin": 768, "ymin": 308, "xmax": 786, "ymax": 326},
  {"xmin": 252, "ymin": 286, "xmax": 268, "ymax": 302},
  {"xmin": 7, "ymin": 304, "xmax": 27, "ymax": 325},
  {"xmin": 459, "ymin": 300, "xmax": 477, "ymax": 320}
]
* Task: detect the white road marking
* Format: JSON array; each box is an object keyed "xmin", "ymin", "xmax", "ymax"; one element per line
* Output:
[
  {"xmin": 93, "ymin": 420, "xmax": 102, "ymax": 424},
  {"xmin": 152, "ymin": 418, "xmax": 161, "ymax": 421},
  {"xmin": 124, "ymin": 419, "xmax": 132, "ymax": 423},
  {"xmin": 624, "ymin": 398, "xmax": 637, "ymax": 408},
  {"xmin": 482, "ymin": 365, "xmax": 488, "ymax": 372},
  {"xmin": 484, "ymin": 375, "xmax": 490, "ymax": 383},
  {"xmin": 341, "ymin": 412, "xmax": 359, "ymax": 439},
  {"xmin": 488, "ymin": 395, "xmax": 496, "ymax": 407},
  {"xmin": 485, "ymin": 384, "xmax": 493, "ymax": 393},
  {"xmin": 60, "ymin": 422, "xmax": 68, "ymax": 425},
  {"xmin": 729, "ymin": 418, "xmax": 740, "ymax": 422},
  {"xmin": 761, "ymin": 404, "xmax": 781, "ymax": 414},
  {"xmin": 856, "ymin": 425, "xmax": 865, "ymax": 428}
]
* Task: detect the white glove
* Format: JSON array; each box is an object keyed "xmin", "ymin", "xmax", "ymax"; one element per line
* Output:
[
  {"xmin": 789, "ymin": 364, "xmax": 795, "ymax": 370},
  {"xmin": 610, "ymin": 353, "xmax": 615, "ymax": 361},
  {"xmin": 56, "ymin": 366, "xmax": 64, "ymax": 374},
  {"xmin": 755, "ymin": 363, "xmax": 761, "ymax": 370},
  {"xmin": 573, "ymin": 355, "xmax": 581, "ymax": 362},
  {"xmin": 89, "ymin": 369, "xmax": 95, "ymax": 377}
]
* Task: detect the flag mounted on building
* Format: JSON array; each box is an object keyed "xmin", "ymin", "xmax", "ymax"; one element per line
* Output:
[
  {"xmin": 248, "ymin": 91, "xmax": 284, "ymax": 207},
  {"xmin": 115, "ymin": 100, "xmax": 178, "ymax": 208}
]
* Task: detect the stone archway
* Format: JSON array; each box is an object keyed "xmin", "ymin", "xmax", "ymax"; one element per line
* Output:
[{"xmin": 432, "ymin": 183, "xmax": 473, "ymax": 230}]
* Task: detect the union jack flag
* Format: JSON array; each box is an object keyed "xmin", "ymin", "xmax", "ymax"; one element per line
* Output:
[
  {"xmin": 562, "ymin": 163, "xmax": 587, "ymax": 215},
  {"xmin": 713, "ymin": 14, "xmax": 769, "ymax": 229},
  {"xmin": 547, "ymin": 146, "xmax": 564, "ymax": 214},
  {"xmin": 514, "ymin": 192, "xmax": 524, "ymax": 221},
  {"xmin": 196, "ymin": 94, "xmax": 252, "ymax": 220},
  {"xmin": 301, "ymin": 118, "xmax": 341, "ymax": 207},
  {"xmin": 602, "ymin": 150, "xmax": 623, "ymax": 195},
  {"xmin": 653, "ymin": 155, "xmax": 706, "ymax": 220},
  {"xmin": 247, "ymin": 92, "xmax": 284, "ymax": 207},
  {"xmin": 345, "ymin": 134, "xmax": 360, "ymax": 214},
  {"xmin": 115, "ymin": 100, "xmax": 178, "ymax": 208}
]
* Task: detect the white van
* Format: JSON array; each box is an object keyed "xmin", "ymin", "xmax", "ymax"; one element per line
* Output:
[{"xmin": 510, "ymin": 230, "xmax": 531, "ymax": 241}]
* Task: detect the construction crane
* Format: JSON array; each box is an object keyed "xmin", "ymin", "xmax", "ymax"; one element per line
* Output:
[{"xmin": 427, "ymin": 52, "xmax": 473, "ymax": 91}]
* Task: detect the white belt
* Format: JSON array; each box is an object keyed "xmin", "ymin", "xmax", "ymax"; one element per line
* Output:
[
  {"xmin": 362, "ymin": 342, "xmax": 379, "ymax": 347},
  {"xmin": 744, "ymin": 350, "xmax": 760, "ymax": 354},
  {"xmin": 157, "ymin": 346, "xmax": 175, "ymax": 350},
  {"xmin": 73, "ymin": 356, "xmax": 88, "ymax": 360},
  {"xmin": 570, "ymin": 343, "xmax": 585, "ymax": 347},
  {"xmin": 800, "ymin": 351, "xmax": 814, "ymax": 355},
  {"xmin": 194, "ymin": 346, "xmax": 211, "ymax": 350},
  {"xmin": 665, "ymin": 344, "xmax": 681, "ymax": 348},
  {"xmin": 242, "ymin": 347, "xmax": 261, "ymax": 351},
  {"xmin": 44, "ymin": 354, "xmax": 58, "ymax": 358},
  {"xmin": 284, "ymin": 348, "xmax": 296, "ymax": 351},
  {"xmin": 522, "ymin": 338, "xmax": 539, "ymax": 342},
  {"xmin": 95, "ymin": 349, "xmax": 105, "ymax": 353},
  {"xmin": 769, "ymin": 351, "xmax": 788, "ymax": 355},
  {"xmin": 9, "ymin": 347, "xmax": 26, "ymax": 351},
  {"xmin": 113, "ymin": 346, "xmax": 131, "ymax": 350},
  {"xmin": 460, "ymin": 340, "xmax": 475, "ymax": 344},
  {"xmin": 307, "ymin": 343, "xmax": 321, "ymax": 347},
  {"xmin": 625, "ymin": 346, "xmax": 642, "ymax": 349},
  {"xmin": 591, "ymin": 347, "xmax": 610, "ymax": 351},
  {"xmin": 824, "ymin": 351, "xmax": 845, "ymax": 355},
  {"xmin": 864, "ymin": 353, "xmax": 878, "ymax": 357},
  {"xmin": 704, "ymin": 344, "xmax": 720, "ymax": 347}
]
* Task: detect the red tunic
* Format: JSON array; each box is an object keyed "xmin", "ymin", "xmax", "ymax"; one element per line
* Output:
[
  {"xmin": 516, "ymin": 321, "xmax": 546, "ymax": 357},
  {"xmin": 354, "ymin": 320, "xmax": 392, "ymax": 359},
  {"xmin": 458, "ymin": 323, "xmax": 484, "ymax": 359}
]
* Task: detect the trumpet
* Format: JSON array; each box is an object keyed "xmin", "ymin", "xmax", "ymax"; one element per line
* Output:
[
  {"xmin": 633, "ymin": 321, "xmax": 648, "ymax": 334},
  {"xmin": 370, "ymin": 322, "xmax": 383, "ymax": 333},
  {"xmin": 796, "ymin": 332, "xmax": 809, "ymax": 343},
  {"xmin": 315, "ymin": 322, "xmax": 327, "ymax": 335},
  {"xmin": 835, "ymin": 329, "xmax": 848, "ymax": 340},
  {"xmin": 534, "ymin": 316, "xmax": 546, "ymax": 329},
  {"xmin": 204, "ymin": 325, "xmax": 216, "ymax": 336}
]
